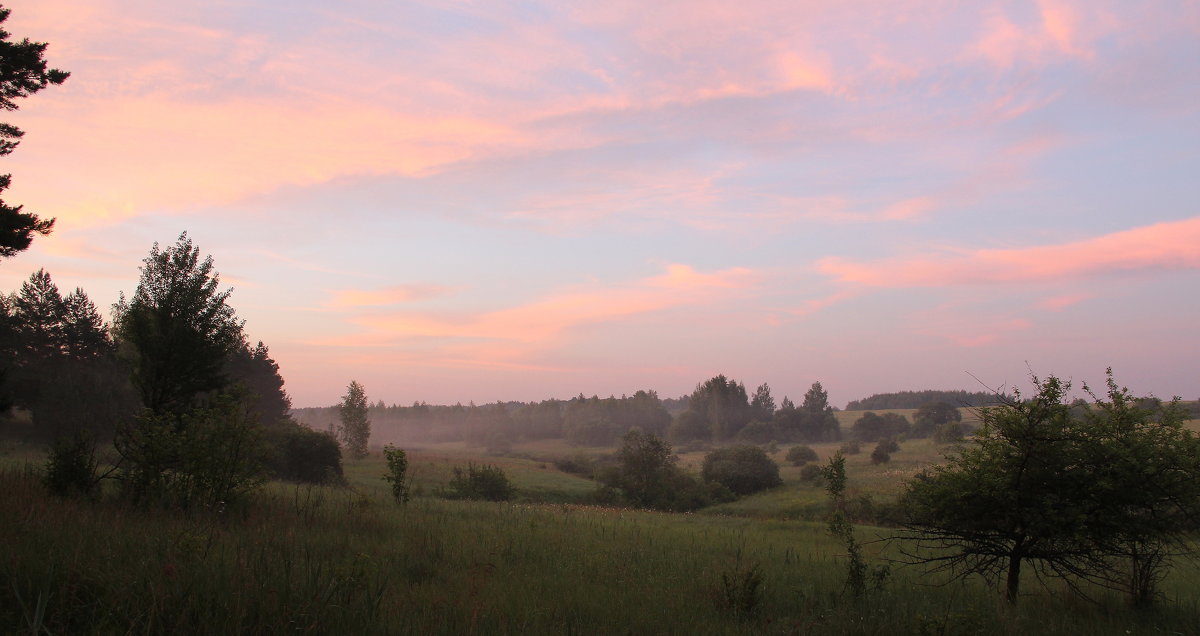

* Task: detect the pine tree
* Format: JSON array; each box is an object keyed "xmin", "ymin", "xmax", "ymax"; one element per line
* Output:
[{"xmin": 0, "ymin": 5, "xmax": 70, "ymax": 258}]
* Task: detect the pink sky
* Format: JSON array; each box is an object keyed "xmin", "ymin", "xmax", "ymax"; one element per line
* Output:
[{"xmin": 2, "ymin": 0, "xmax": 1198, "ymax": 407}]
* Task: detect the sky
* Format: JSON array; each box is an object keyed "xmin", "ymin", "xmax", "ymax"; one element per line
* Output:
[{"xmin": 1, "ymin": 0, "xmax": 1198, "ymax": 408}]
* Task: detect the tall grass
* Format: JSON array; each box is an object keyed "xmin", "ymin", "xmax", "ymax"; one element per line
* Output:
[{"xmin": 4, "ymin": 448, "xmax": 1200, "ymax": 633}]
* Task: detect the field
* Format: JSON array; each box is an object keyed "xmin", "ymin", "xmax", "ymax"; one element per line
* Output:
[{"xmin": 4, "ymin": 413, "xmax": 1200, "ymax": 634}]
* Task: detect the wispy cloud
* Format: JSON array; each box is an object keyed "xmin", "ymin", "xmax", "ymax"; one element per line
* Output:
[{"xmin": 818, "ymin": 216, "xmax": 1200, "ymax": 287}]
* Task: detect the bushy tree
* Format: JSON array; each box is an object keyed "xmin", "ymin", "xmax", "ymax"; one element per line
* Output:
[
  {"xmin": 112, "ymin": 235, "xmax": 262, "ymax": 506},
  {"xmin": 900, "ymin": 372, "xmax": 1200, "ymax": 606},
  {"xmin": 681, "ymin": 375, "xmax": 752, "ymax": 440},
  {"xmin": 701, "ymin": 445, "xmax": 782, "ymax": 495},
  {"xmin": 911, "ymin": 401, "xmax": 961, "ymax": 438},
  {"xmin": 853, "ymin": 412, "xmax": 910, "ymax": 442},
  {"xmin": 599, "ymin": 429, "xmax": 718, "ymax": 511},
  {"xmin": 0, "ymin": 5, "xmax": 69, "ymax": 258},
  {"xmin": 339, "ymin": 380, "xmax": 370, "ymax": 458},
  {"xmin": 114, "ymin": 233, "xmax": 245, "ymax": 417}
]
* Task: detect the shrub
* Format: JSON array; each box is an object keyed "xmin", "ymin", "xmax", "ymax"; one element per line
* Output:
[
  {"xmin": 799, "ymin": 463, "xmax": 823, "ymax": 481},
  {"xmin": 734, "ymin": 420, "xmax": 776, "ymax": 443},
  {"xmin": 115, "ymin": 396, "xmax": 264, "ymax": 508},
  {"xmin": 447, "ymin": 463, "xmax": 514, "ymax": 502},
  {"xmin": 701, "ymin": 445, "xmax": 782, "ymax": 496},
  {"xmin": 265, "ymin": 422, "xmax": 343, "ymax": 484},
  {"xmin": 840, "ymin": 440, "xmax": 861, "ymax": 455},
  {"xmin": 870, "ymin": 445, "xmax": 891, "ymax": 465},
  {"xmin": 933, "ymin": 420, "xmax": 964, "ymax": 444},
  {"xmin": 785, "ymin": 444, "xmax": 818, "ymax": 466},
  {"xmin": 43, "ymin": 430, "xmax": 98, "ymax": 498},
  {"xmin": 382, "ymin": 445, "xmax": 410, "ymax": 504}
]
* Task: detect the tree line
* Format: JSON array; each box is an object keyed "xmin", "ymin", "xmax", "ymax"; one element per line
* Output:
[{"xmin": 295, "ymin": 376, "xmax": 845, "ymax": 450}]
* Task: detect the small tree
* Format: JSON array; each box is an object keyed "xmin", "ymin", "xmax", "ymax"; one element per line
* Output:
[
  {"xmin": 339, "ymin": 380, "xmax": 370, "ymax": 459},
  {"xmin": 823, "ymin": 452, "xmax": 867, "ymax": 597},
  {"xmin": 899, "ymin": 372, "xmax": 1200, "ymax": 606},
  {"xmin": 382, "ymin": 444, "xmax": 410, "ymax": 504}
]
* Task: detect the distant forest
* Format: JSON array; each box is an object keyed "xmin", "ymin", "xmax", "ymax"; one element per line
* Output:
[{"xmin": 845, "ymin": 389, "xmax": 1006, "ymax": 410}]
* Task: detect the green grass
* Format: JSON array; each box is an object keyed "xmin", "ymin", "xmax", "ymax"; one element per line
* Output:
[{"xmin": 5, "ymin": 439, "xmax": 1200, "ymax": 634}]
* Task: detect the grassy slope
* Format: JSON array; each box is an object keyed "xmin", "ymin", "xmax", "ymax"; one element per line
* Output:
[{"xmin": 5, "ymin": 414, "xmax": 1200, "ymax": 634}]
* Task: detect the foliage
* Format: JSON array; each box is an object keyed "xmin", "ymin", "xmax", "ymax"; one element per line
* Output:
[
  {"xmin": 447, "ymin": 462, "xmax": 514, "ymax": 501},
  {"xmin": 822, "ymin": 452, "xmax": 868, "ymax": 598},
  {"xmin": 0, "ymin": 5, "xmax": 69, "ymax": 258},
  {"xmin": 382, "ymin": 444, "xmax": 411, "ymax": 504},
  {"xmin": 338, "ymin": 380, "xmax": 370, "ymax": 459},
  {"xmin": 912, "ymin": 401, "xmax": 962, "ymax": 438},
  {"xmin": 115, "ymin": 395, "xmax": 264, "ymax": 508},
  {"xmin": 899, "ymin": 372, "xmax": 1200, "ymax": 606},
  {"xmin": 226, "ymin": 341, "xmax": 291, "ymax": 428},
  {"xmin": 3, "ymin": 269, "xmax": 133, "ymax": 442},
  {"xmin": 113, "ymin": 233, "xmax": 245, "ymax": 417},
  {"xmin": 798, "ymin": 463, "xmax": 823, "ymax": 481},
  {"xmin": 701, "ymin": 445, "xmax": 782, "ymax": 496},
  {"xmin": 932, "ymin": 420, "xmax": 964, "ymax": 444},
  {"xmin": 680, "ymin": 375, "xmax": 752, "ymax": 440},
  {"xmin": 263, "ymin": 421, "xmax": 342, "ymax": 484},
  {"xmin": 839, "ymin": 440, "xmax": 861, "ymax": 455},
  {"xmin": 598, "ymin": 428, "xmax": 717, "ymax": 511},
  {"xmin": 42, "ymin": 429, "xmax": 98, "ymax": 498},
  {"xmin": 846, "ymin": 389, "xmax": 1004, "ymax": 411},
  {"xmin": 853, "ymin": 411, "xmax": 910, "ymax": 442},
  {"xmin": 869, "ymin": 439, "xmax": 897, "ymax": 465},
  {"xmin": 771, "ymin": 381, "xmax": 841, "ymax": 442},
  {"xmin": 715, "ymin": 563, "xmax": 764, "ymax": 619},
  {"xmin": 785, "ymin": 444, "xmax": 818, "ymax": 466},
  {"xmin": 749, "ymin": 382, "xmax": 775, "ymax": 423}
]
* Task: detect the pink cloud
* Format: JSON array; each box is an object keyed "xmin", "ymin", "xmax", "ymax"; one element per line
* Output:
[
  {"xmin": 819, "ymin": 216, "xmax": 1200, "ymax": 287},
  {"xmin": 314, "ymin": 264, "xmax": 758, "ymax": 349}
]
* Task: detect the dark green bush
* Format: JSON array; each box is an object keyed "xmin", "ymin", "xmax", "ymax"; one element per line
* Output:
[
  {"xmin": 448, "ymin": 463, "xmax": 514, "ymax": 501},
  {"xmin": 701, "ymin": 445, "xmax": 782, "ymax": 496},
  {"xmin": 785, "ymin": 444, "xmax": 818, "ymax": 466},
  {"xmin": 43, "ymin": 430, "xmax": 98, "ymax": 498},
  {"xmin": 265, "ymin": 421, "xmax": 343, "ymax": 484}
]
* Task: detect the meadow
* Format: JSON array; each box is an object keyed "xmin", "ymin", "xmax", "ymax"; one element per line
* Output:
[{"xmin": 4, "ymin": 411, "xmax": 1200, "ymax": 635}]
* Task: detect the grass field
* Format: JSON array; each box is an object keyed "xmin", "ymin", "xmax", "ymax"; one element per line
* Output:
[{"xmin": 4, "ymin": 415, "xmax": 1200, "ymax": 634}]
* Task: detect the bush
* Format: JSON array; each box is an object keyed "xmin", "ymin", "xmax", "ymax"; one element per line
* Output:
[
  {"xmin": 840, "ymin": 440, "xmax": 861, "ymax": 455},
  {"xmin": 43, "ymin": 430, "xmax": 98, "ymax": 498},
  {"xmin": 265, "ymin": 422, "xmax": 343, "ymax": 484},
  {"xmin": 701, "ymin": 445, "xmax": 782, "ymax": 496},
  {"xmin": 447, "ymin": 463, "xmax": 514, "ymax": 501},
  {"xmin": 115, "ymin": 397, "xmax": 264, "ymax": 508},
  {"xmin": 799, "ymin": 463, "xmax": 823, "ymax": 481},
  {"xmin": 933, "ymin": 421, "xmax": 965, "ymax": 444},
  {"xmin": 870, "ymin": 445, "xmax": 891, "ymax": 465},
  {"xmin": 734, "ymin": 420, "xmax": 777, "ymax": 443},
  {"xmin": 785, "ymin": 444, "xmax": 818, "ymax": 466},
  {"xmin": 382, "ymin": 445, "xmax": 410, "ymax": 504}
]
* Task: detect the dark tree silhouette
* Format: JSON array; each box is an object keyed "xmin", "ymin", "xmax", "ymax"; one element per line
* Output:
[{"xmin": 0, "ymin": 5, "xmax": 69, "ymax": 258}]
